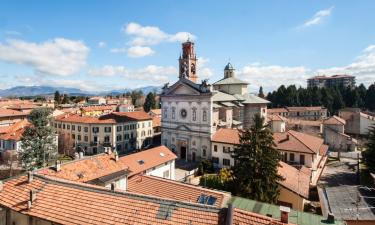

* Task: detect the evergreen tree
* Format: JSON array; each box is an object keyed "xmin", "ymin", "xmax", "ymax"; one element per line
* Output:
[
  {"xmin": 232, "ymin": 114, "xmax": 283, "ymax": 203},
  {"xmin": 20, "ymin": 108, "xmax": 58, "ymax": 171},
  {"xmin": 258, "ymin": 86, "xmax": 265, "ymax": 98},
  {"xmin": 61, "ymin": 94, "xmax": 69, "ymax": 104},
  {"xmin": 357, "ymin": 84, "xmax": 367, "ymax": 108},
  {"xmin": 362, "ymin": 125, "xmax": 375, "ymax": 173},
  {"xmin": 332, "ymin": 88, "xmax": 345, "ymax": 114},
  {"xmin": 143, "ymin": 92, "xmax": 156, "ymax": 112},
  {"xmin": 311, "ymin": 87, "xmax": 322, "ymax": 106},
  {"xmin": 54, "ymin": 91, "xmax": 61, "ymax": 106},
  {"xmin": 365, "ymin": 84, "xmax": 375, "ymax": 111},
  {"xmin": 321, "ymin": 88, "xmax": 334, "ymax": 114}
]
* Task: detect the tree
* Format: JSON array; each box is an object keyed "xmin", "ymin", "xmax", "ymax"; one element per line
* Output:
[
  {"xmin": 143, "ymin": 92, "xmax": 156, "ymax": 112},
  {"xmin": 61, "ymin": 94, "xmax": 70, "ymax": 104},
  {"xmin": 258, "ymin": 86, "xmax": 265, "ymax": 98},
  {"xmin": 365, "ymin": 84, "xmax": 375, "ymax": 111},
  {"xmin": 20, "ymin": 108, "xmax": 58, "ymax": 171},
  {"xmin": 54, "ymin": 91, "xmax": 61, "ymax": 107},
  {"xmin": 363, "ymin": 125, "xmax": 375, "ymax": 173},
  {"xmin": 232, "ymin": 114, "xmax": 283, "ymax": 203}
]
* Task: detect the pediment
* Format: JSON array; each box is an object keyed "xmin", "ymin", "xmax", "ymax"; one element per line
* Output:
[
  {"xmin": 165, "ymin": 82, "xmax": 201, "ymax": 95},
  {"xmin": 176, "ymin": 124, "xmax": 192, "ymax": 131}
]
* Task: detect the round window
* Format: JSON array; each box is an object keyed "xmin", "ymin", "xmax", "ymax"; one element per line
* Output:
[{"xmin": 180, "ymin": 109, "xmax": 187, "ymax": 118}]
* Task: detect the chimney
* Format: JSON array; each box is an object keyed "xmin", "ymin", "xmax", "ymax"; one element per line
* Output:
[
  {"xmin": 74, "ymin": 152, "xmax": 79, "ymax": 160},
  {"xmin": 28, "ymin": 171, "xmax": 33, "ymax": 183},
  {"xmin": 30, "ymin": 189, "xmax": 37, "ymax": 203},
  {"xmin": 279, "ymin": 206, "xmax": 290, "ymax": 223},
  {"xmin": 114, "ymin": 151, "xmax": 119, "ymax": 162},
  {"xmin": 327, "ymin": 212, "xmax": 335, "ymax": 223},
  {"xmin": 0, "ymin": 181, "xmax": 3, "ymax": 192},
  {"xmin": 107, "ymin": 147, "xmax": 112, "ymax": 155},
  {"xmin": 55, "ymin": 160, "xmax": 61, "ymax": 172},
  {"xmin": 225, "ymin": 203, "xmax": 234, "ymax": 225},
  {"xmin": 79, "ymin": 151, "xmax": 84, "ymax": 159},
  {"xmin": 111, "ymin": 183, "xmax": 115, "ymax": 191}
]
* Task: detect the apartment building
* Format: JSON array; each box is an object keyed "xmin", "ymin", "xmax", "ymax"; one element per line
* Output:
[
  {"xmin": 0, "ymin": 108, "xmax": 29, "ymax": 127},
  {"xmin": 339, "ymin": 108, "xmax": 375, "ymax": 135},
  {"xmin": 53, "ymin": 111, "xmax": 153, "ymax": 155},
  {"xmin": 307, "ymin": 74, "xmax": 355, "ymax": 88},
  {"xmin": 268, "ymin": 106, "xmax": 328, "ymax": 120}
]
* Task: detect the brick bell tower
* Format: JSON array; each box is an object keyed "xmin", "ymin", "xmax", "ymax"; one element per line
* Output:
[{"xmin": 179, "ymin": 39, "xmax": 198, "ymax": 83}]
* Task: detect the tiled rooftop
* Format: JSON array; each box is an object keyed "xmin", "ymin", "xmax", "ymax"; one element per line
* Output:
[
  {"xmin": 0, "ymin": 108, "xmax": 29, "ymax": 117},
  {"xmin": 273, "ymin": 130, "xmax": 328, "ymax": 155},
  {"xmin": 211, "ymin": 128, "xmax": 241, "ymax": 145},
  {"xmin": 55, "ymin": 111, "xmax": 152, "ymax": 124},
  {"xmin": 0, "ymin": 174, "xmax": 225, "ymax": 225},
  {"xmin": 37, "ymin": 146, "xmax": 177, "ymax": 182},
  {"xmin": 128, "ymin": 175, "xmax": 231, "ymax": 207},
  {"xmin": 278, "ymin": 161, "xmax": 311, "ymax": 199},
  {"xmin": 0, "ymin": 120, "xmax": 30, "ymax": 141}
]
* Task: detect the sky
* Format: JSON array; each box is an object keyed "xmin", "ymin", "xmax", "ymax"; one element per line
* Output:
[{"xmin": 0, "ymin": 0, "xmax": 375, "ymax": 93}]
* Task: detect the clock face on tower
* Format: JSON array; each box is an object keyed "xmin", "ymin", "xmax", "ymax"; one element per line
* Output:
[{"xmin": 180, "ymin": 109, "xmax": 187, "ymax": 118}]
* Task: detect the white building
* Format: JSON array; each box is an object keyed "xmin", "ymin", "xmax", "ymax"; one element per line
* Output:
[{"xmin": 160, "ymin": 40, "xmax": 268, "ymax": 162}]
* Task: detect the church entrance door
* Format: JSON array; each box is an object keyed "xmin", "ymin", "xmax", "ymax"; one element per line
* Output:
[
  {"xmin": 192, "ymin": 152, "xmax": 196, "ymax": 162},
  {"xmin": 180, "ymin": 146, "xmax": 187, "ymax": 160}
]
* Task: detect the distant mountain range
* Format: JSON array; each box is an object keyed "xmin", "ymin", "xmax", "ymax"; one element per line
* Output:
[{"xmin": 0, "ymin": 85, "xmax": 162, "ymax": 97}]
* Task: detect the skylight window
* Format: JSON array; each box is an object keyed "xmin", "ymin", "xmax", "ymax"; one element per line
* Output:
[
  {"xmin": 197, "ymin": 194, "xmax": 217, "ymax": 205},
  {"xmin": 138, "ymin": 160, "xmax": 144, "ymax": 165}
]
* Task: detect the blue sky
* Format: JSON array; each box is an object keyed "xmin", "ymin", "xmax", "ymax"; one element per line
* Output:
[{"xmin": 0, "ymin": 1, "xmax": 375, "ymax": 93}]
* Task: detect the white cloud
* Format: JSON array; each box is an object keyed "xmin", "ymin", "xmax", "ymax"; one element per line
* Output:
[
  {"xmin": 127, "ymin": 46, "xmax": 155, "ymax": 58},
  {"xmin": 88, "ymin": 65, "xmax": 178, "ymax": 83},
  {"xmin": 98, "ymin": 41, "xmax": 106, "ymax": 48},
  {"xmin": 238, "ymin": 44, "xmax": 375, "ymax": 92},
  {"xmin": 239, "ymin": 63, "xmax": 310, "ymax": 92},
  {"xmin": 302, "ymin": 6, "xmax": 334, "ymax": 27},
  {"xmin": 4, "ymin": 30, "xmax": 22, "ymax": 36},
  {"xmin": 0, "ymin": 38, "xmax": 89, "ymax": 76},
  {"xmin": 317, "ymin": 44, "xmax": 375, "ymax": 86},
  {"xmin": 124, "ymin": 22, "xmax": 196, "ymax": 46},
  {"xmin": 197, "ymin": 57, "xmax": 214, "ymax": 80}
]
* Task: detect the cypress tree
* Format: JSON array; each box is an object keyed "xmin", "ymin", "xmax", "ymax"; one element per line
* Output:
[
  {"xmin": 143, "ymin": 92, "xmax": 156, "ymax": 112},
  {"xmin": 232, "ymin": 114, "xmax": 283, "ymax": 203},
  {"xmin": 258, "ymin": 86, "xmax": 265, "ymax": 98}
]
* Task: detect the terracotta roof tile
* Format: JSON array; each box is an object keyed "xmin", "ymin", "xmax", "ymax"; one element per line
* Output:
[
  {"xmin": 273, "ymin": 130, "xmax": 327, "ymax": 154},
  {"xmin": 37, "ymin": 146, "xmax": 177, "ymax": 182},
  {"xmin": 267, "ymin": 114, "xmax": 287, "ymax": 122},
  {"xmin": 128, "ymin": 175, "xmax": 231, "ymax": 207},
  {"xmin": 268, "ymin": 108, "xmax": 288, "ymax": 114},
  {"xmin": 0, "ymin": 120, "xmax": 30, "ymax": 141},
  {"xmin": 152, "ymin": 117, "xmax": 161, "ymax": 127},
  {"xmin": 80, "ymin": 105, "xmax": 113, "ymax": 112},
  {"xmin": 323, "ymin": 116, "xmax": 346, "ymax": 125},
  {"xmin": 211, "ymin": 128, "xmax": 241, "ymax": 145},
  {"xmin": 278, "ymin": 161, "xmax": 310, "ymax": 199},
  {"xmin": 0, "ymin": 108, "xmax": 29, "ymax": 117},
  {"xmin": 232, "ymin": 208, "xmax": 286, "ymax": 225},
  {"xmin": 0, "ymin": 175, "xmax": 226, "ymax": 225}
]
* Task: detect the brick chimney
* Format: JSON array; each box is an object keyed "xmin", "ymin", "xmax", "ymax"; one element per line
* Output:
[{"xmin": 279, "ymin": 205, "xmax": 290, "ymax": 223}]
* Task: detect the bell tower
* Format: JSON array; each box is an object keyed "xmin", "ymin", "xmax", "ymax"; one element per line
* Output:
[{"xmin": 179, "ymin": 40, "xmax": 198, "ymax": 83}]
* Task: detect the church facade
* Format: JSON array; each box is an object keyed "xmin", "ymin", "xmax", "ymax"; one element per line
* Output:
[{"xmin": 161, "ymin": 40, "xmax": 269, "ymax": 162}]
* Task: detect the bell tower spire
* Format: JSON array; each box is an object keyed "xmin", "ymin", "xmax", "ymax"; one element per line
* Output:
[{"xmin": 178, "ymin": 40, "xmax": 198, "ymax": 83}]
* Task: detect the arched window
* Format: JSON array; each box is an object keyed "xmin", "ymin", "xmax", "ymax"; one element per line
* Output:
[
  {"xmin": 192, "ymin": 108, "xmax": 197, "ymax": 121},
  {"xmin": 202, "ymin": 110, "xmax": 207, "ymax": 122},
  {"xmin": 202, "ymin": 146, "xmax": 207, "ymax": 157}
]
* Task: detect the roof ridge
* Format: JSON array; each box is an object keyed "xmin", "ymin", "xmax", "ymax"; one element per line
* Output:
[
  {"xmin": 287, "ymin": 130, "xmax": 317, "ymax": 153},
  {"xmin": 143, "ymin": 175, "xmax": 232, "ymax": 195},
  {"xmin": 33, "ymin": 174, "xmax": 222, "ymax": 212}
]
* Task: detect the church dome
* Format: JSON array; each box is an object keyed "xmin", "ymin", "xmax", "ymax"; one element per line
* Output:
[{"xmin": 224, "ymin": 62, "xmax": 234, "ymax": 70}]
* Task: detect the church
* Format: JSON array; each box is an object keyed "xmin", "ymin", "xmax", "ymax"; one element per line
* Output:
[{"xmin": 160, "ymin": 40, "xmax": 269, "ymax": 162}]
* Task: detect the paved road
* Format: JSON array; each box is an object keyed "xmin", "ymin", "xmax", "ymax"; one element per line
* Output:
[{"xmin": 319, "ymin": 158, "xmax": 359, "ymax": 187}]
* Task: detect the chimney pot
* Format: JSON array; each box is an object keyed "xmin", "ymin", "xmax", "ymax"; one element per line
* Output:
[
  {"xmin": 327, "ymin": 212, "xmax": 335, "ymax": 223},
  {"xmin": 28, "ymin": 171, "xmax": 33, "ymax": 183},
  {"xmin": 279, "ymin": 206, "xmax": 290, "ymax": 223},
  {"xmin": 0, "ymin": 181, "xmax": 3, "ymax": 192},
  {"xmin": 27, "ymin": 200, "xmax": 32, "ymax": 209},
  {"xmin": 79, "ymin": 152, "xmax": 84, "ymax": 159}
]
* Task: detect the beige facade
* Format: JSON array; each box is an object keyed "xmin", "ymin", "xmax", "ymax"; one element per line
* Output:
[
  {"xmin": 278, "ymin": 186, "xmax": 306, "ymax": 211},
  {"xmin": 53, "ymin": 117, "xmax": 153, "ymax": 155}
]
